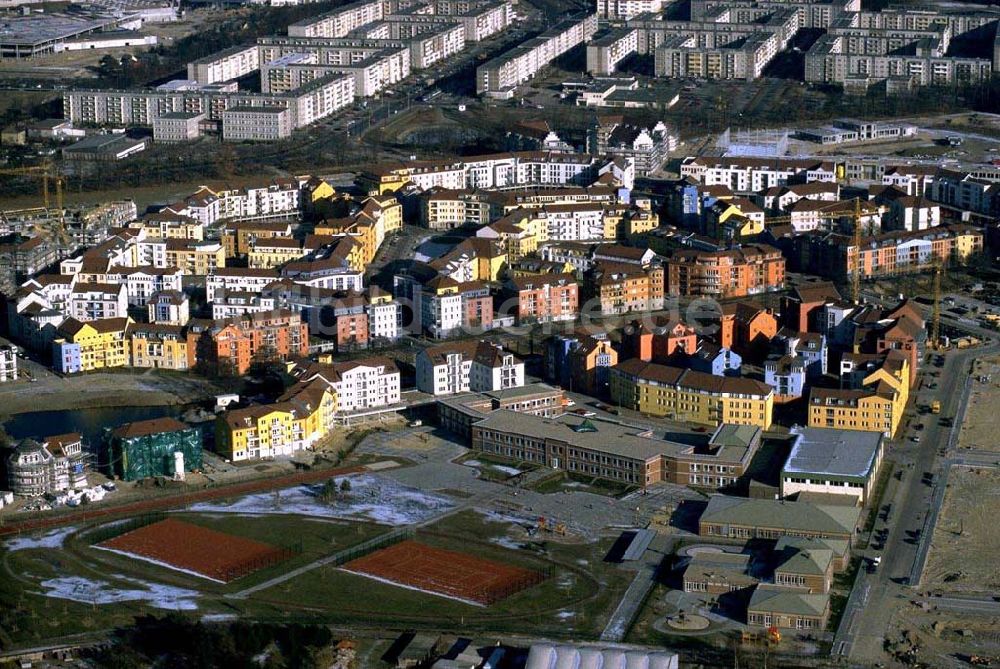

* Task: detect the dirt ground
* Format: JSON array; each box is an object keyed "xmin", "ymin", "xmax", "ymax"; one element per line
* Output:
[
  {"xmin": 0, "ymin": 369, "xmax": 226, "ymax": 415},
  {"xmin": 924, "ymin": 467, "xmax": 1000, "ymax": 594},
  {"xmin": 956, "ymin": 355, "xmax": 1000, "ymax": 454}
]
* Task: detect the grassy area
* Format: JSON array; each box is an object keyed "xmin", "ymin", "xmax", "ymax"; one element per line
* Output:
[
  {"xmin": 239, "ymin": 510, "xmax": 634, "ymax": 637},
  {"xmin": 0, "ymin": 508, "xmax": 639, "ymax": 646},
  {"xmin": 0, "ymin": 513, "xmax": 389, "ymax": 647},
  {"xmin": 530, "ymin": 472, "xmax": 637, "ymax": 498}
]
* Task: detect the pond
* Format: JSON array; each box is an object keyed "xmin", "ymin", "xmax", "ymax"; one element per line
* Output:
[{"xmin": 2, "ymin": 404, "xmax": 190, "ymax": 446}]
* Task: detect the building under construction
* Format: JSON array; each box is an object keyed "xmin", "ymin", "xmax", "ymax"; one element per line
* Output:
[
  {"xmin": 6, "ymin": 433, "xmax": 90, "ymax": 496},
  {"xmin": 103, "ymin": 417, "xmax": 202, "ymax": 482}
]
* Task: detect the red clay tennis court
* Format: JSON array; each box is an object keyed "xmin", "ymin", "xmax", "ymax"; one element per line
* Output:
[
  {"xmin": 341, "ymin": 539, "xmax": 544, "ymax": 605},
  {"xmin": 98, "ymin": 518, "xmax": 291, "ymax": 583}
]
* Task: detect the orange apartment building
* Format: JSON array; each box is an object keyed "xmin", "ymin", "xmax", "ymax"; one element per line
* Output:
[
  {"xmin": 666, "ymin": 244, "xmax": 785, "ymax": 299},
  {"xmin": 190, "ymin": 309, "xmax": 308, "ymax": 375},
  {"xmin": 591, "ymin": 262, "xmax": 666, "ymax": 315},
  {"xmin": 506, "ymin": 273, "xmax": 579, "ymax": 324},
  {"xmin": 626, "ymin": 318, "xmax": 699, "ymax": 362}
]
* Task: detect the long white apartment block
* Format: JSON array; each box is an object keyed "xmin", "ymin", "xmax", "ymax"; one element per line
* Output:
[
  {"xmin": 586, "ymin": 28, "xmax": 638, "ymax": 75},
  {"xmin": 350, "ymin": 18, "xmax": 466, "ymax": 68},
  {"xmin": 434, "ymin": 1, "xmax": 512, "ymax": 41},
  {"xmin": 477, "ymin": 14, "xmax": 598, "ymax": 97},
  {"xmin": 596, "ymin": 0, "xmax": 667, "ymax": 20},
  {"xmin": 259, "ymin": 38, "xmax": 411, "ymax": 95},
  {"xmin": 287, "ymin": 0, "xmax": 388, "ymax": 38},
  {"xmin": 187, "ymin": 44, "xmax": 260, "ymax": 85},
  {"xmin": 64, "ymin": 73, "xmax": 354, "ymax": 132}
]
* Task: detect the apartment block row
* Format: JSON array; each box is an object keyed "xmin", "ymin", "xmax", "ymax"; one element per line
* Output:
[
  {"xmin": 360, "ymin": 150, "xmax": 635, "ymax": 194},
  {"xmin": 476, "ymin": 14, "xmax": 598, "ymax": 98},
  {"xmin": 804, "ymin": 8, "xmax": 999, "ymax": 92},
  {"xmin": 64, "ymin": 73, "xmax": 355, "ymax": 141}
]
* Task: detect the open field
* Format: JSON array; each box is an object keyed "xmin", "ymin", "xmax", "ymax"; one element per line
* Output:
[
  {"xmin": 924, "ymin": 467, "xmax": 1000, "ymax": 594},
  {"xmin": 0, "ymin": 367, "xmax": 226, "ymax": 415},
  {"xmin": 0, "ymin": 468, "xmax": 638, "ymax": 649},
  {"xmin": 98, "ymin": 518, "xmax": 291, "ymax": 583},
  {"xmin": 956, "ymin": 355, "xmax": 1000, "ymax": 454},
  {"xmin": 342, "ymin": 539, "xmax": 543, "ymax": 606}
]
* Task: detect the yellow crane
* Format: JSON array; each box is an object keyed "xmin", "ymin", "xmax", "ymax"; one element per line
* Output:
[
  {"xmin": 749, "ymin": 196, "xmax": 869, "ymax": 303},
  {"xmin": 0, "ymin": 163, "xmax": 63, "ymax": 210},
  {"xmin": 0, "ymin": 164, "xmax": 68, "ymax": 246}
]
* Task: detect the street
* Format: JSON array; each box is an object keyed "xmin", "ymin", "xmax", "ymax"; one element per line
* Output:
[{"xmin": 839, "ymin": 327, "xmax": 999, "ymax": 664}]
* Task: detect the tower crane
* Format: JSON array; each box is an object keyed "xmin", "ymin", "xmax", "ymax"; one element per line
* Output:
[
  {"xmin": 0, "ymin": 163, "xmax": 68, "ymax": 246},
  {"xmin": 726, "ymin": 196, "xmax": 870, "ymax": 303}
]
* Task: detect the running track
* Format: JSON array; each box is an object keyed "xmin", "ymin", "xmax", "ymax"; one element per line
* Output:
[{"xmin": 0, "ymin": 465, "xmax": 365, "ymax": 538}]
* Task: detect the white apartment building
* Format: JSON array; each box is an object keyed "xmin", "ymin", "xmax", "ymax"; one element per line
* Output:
[
  {"xmin": 540, "ymin": 204, "xmax": 606, "ymax": 241},
  {"xmin": 597, "ymin": 0, "xmax": 667, "ymax": 20},
  {"xmin": 477, "ymin": 14, "xmax": 598, "ymax": 97},
  {"xmin": 206, "ymin": 267, "xmax": 281, "ymax": 302},
  {"xmin": 147, "ymin": 290, "xmax": 190, "ymax": 325},
  {"xmin": 223, "ymin": 105, "xmax": 292, "ymax": 141},
  {"xmin": 416, "ymin": 341, "xmax": 476, "ymax": 395},
  {"xmin": 417, "ymin": 288, "xmax": 463, "ymax": 338},
  {"xmin": 385, "ymin": 152, "xmax": 632, "ymax": 192},
  {"xmin": 68, "ymin": 283, "xmax": 128, "ymax": 322},
  {"xmin": 121, "ymin": 267, "xmax": 184, "ymax": 306},
  {"xmin": 288, "ymin": 0, "xmax": 387, "ymax": 38},
  {"xmin": 211, "ymin": 292, "xmax": 277, "ymax": 320},
  {"xmin": 0, "ymin": 345, "xmax": 17, "ymax": 383},
  {"xmin": 587, "ymin": 28, "xmax": 639, "ymax": 75},
  {"xmin": 367, "ymin": 294, "xmax": 401, "ymax": 342},
  {"xmin": 680, "ymin": 156, "xmax": 837, "ymax": 193},
  {"xmin": 469, "ymin": 341, "xmax": 524, "ymax": 392},
  {"xmin": 328, "ymin": 357, "xmax": 402, "ymax": 413},
  {"xmin": 152, "ymin": 111, "xmax": 205, "ymax": 142},
  {"xmin": 187, "ymin": 45, "xmax": 261, "ymax": 85}
]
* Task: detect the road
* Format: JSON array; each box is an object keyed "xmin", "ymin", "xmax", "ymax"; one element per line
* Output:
[{"xmin": 840, "ymin": 339, "xmax": 1000, "ymax": 664}]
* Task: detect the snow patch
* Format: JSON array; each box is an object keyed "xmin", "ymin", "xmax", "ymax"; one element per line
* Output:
[
  {"xmin": 556, "ymin": 610, "xmax": 575, "ymax": 619},
  {"xmin": 38, "ymin": 576, "xmax": 199, "ymax": 610},
  {"xmin": 492, "ymin": 465, "xmax": 522, "ymax": 476},
  {"xmin": 5, "ymin": 526, "xmax": 76, "ymax": 552},
  {"xmin": 490, "ymin": 536, "xmax": 524, "ymax": 550},
  {"xmin": 188, "ymin": 473, "xmax": 454, "ymax": 526}
]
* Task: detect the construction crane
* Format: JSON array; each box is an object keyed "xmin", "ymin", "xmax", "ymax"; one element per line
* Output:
[
  {"xmin": 0, "ymin": 164, "xmax": 68, "ymax": 247},
  {"xmin": 0, "ymin": 163, "xmax": 62, "ymax": 209},
  {"xmin": 731, "ymin": 196, "xmax": 870, "ymax": 303}
]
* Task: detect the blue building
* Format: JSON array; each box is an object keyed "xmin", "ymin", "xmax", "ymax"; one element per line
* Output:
[
  {"xmin": 765, "ymin": 354, "xmax": 806, "ymax": 400},
  {"xmin": 52, "ymin": 340, "xmax": 82, "ymax": 374},
  {"xmin": 689, "ymin": 342, "xmax": 742, "ymax": 376},
  {"xmin": 774, "ymin": 328, "xmax": 827, "ymax": 379}
]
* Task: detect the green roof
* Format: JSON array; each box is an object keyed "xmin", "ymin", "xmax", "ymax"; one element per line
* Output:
[
  {"xmin": 748, "ymin": 585, "xmax": 829, "ymax": 617},
  {"xmin": 774, "ymin": 537, "xmax": 834, "ymax": 576},
  {"xmin": 700, "ymin": 495, "xmax": 861, "ymax": 537}
]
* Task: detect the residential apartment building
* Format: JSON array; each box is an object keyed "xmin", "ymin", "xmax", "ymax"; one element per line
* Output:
[
  {"xmin": 680, "ymin": 156, "xmax": 838, "ymax": 194},
  {"xmin": 215, "ymin": 382, "xmax": 335, "ymax": 461},
  {"xmin": 476, "ymin": 15, "xmax": 598, "ymax": 98},
  {"xmin": 546, "ymin": 334, "xmax": 619, "ymax": 396},
  {"xmin": 792, "ymin": 224, "xmax": 984, "ymax": 282},
  {"xmin": 416, "ymin": 340, "xmax": 524, "ymax": 395},
  {"xmin": 666, "ymin": 245, "xmax": 785, "ymax": 298},
  {"xmin": 807, "ymin": 350, "xmax": 910, "ymax": 436},
  {"xmin": 591, "ymin": 262, "xmax": 666, "ymax": 315},
  {"xmin": 187, "ymin": 44, "xmax": 260, "ymax": 84},
  {"xmin": 609, "ymin": 359, "xmax": 774, "ymax": 429},
  {"xmin": 128, "ymin": 323, "xmax": 191, "ymax": 370},
  {"xmin": 52, "ymin": 317, "xmax": 132, "ymax": 374},
  {"xmin": 505, "ymin": 273, "xmax": 579, "ymax": 324},
  {"xmin": 323, "ymin": 357, "xmax": 401, "ymax": 415},
  {"xmin": 6, "ymin": 435, "xmax": 88, "ymax": 496},
  {"xmin": 67, "ymin": 283, "xmax": 128, "ymax": 322},
  {"xmin": 361, "ymin": 151, "xmax": 634, "ymax": 194},
  {"xmin": 190, "ymin": 309, "xmax": 308, "ymax": 376}
]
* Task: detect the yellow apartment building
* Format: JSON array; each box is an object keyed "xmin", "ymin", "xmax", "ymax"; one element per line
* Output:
[{"xmin": 610, "ymin": 359, "xmax": 774, "ymax": 429}]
